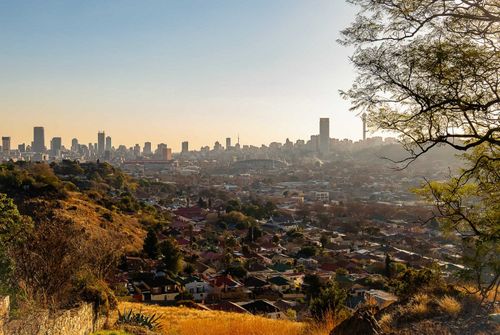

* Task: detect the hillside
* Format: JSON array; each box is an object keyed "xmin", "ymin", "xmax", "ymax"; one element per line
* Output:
[
  {"xmin": 113, "ymin": 301, "xmax": 313, "ymax": 335},
  {"xmin": 54, "ymin": 193, "xmax": 146, "ymax": 252}
]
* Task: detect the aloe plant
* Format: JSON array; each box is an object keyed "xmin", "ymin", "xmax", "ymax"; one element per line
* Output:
[{"xmin": 117, "ymin": 308, "xmax": 162, "ymax": 330}]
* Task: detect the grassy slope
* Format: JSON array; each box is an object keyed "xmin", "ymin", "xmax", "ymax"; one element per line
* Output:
[
  {"xmin": 114, "ymin": 301, "xmax": 318, "ymax": 335},
  {"xmin": 55, "ymin": 193, "xmax": 146, "ymax": 252}
]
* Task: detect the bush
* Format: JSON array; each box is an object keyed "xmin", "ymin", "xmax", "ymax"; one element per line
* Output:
[
  {"xmin": 102, "ymin": 212, "xmax": 114, "ymax": 222},
  {"xmin": 437, "ymin": 295, "xmax": 461, "ymax": 317},
  {"xmin": 310, "ymin": 281, "xmax": 347, "ymax": 321},
  {"xmin": 74, "ymin": 272, "xmax": 117, "ymax": 315}
]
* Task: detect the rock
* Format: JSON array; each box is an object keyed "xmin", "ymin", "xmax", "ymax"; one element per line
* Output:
[{"xmin": 330, "ymin": 309, "xmax": 383, "ymax": 335}]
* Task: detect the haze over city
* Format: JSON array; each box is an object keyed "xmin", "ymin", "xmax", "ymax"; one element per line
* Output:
[{"xmin": 0, "ymin": 0, "xmax": 360, "ymax": 151}]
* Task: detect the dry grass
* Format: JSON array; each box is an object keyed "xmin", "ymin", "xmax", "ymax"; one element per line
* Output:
[
  {"xmin": 302, "ymin": 310, "xmax": 349, "ymax": 335},
  {"xmin": 57, "ymin": 194, "xmax": 145, "ymax": 252},
  {"xmin": 437, "ymin": 295, "xmax": 461, "ymax": 317},
  {"xmin": 408, "ymin": 302, "xmax": 429, "ymax": 316},
  {"xmin": 413, "ymin": 293, "xmax": 431, "ymax": 305},
  {"xmin": 115, "ymin": 302, "xmax": 310, "ymax": 335},
  {"xmin": 378, "ymin": 313, "xmax": 393, "ymax": 333}
]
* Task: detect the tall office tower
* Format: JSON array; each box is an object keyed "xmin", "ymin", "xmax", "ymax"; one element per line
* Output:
[
  {"xmin": 181, "ymin": 141, "xmax": 189, "ymax": 153},
  {"xmin": 71, "ymin": 138, "xmax": 79, "ymax": 152},
  {"xmin": 214, "ymin": 141, "xmax": 222, "ymax": 151},
  {"xmin": 50, "ymin": 137, "xmax": 62, "ymax": 157},
  {"xmin": 143, "ymin": 142, "xmax": 152, "ymax": 155},
  {"xmin": 166, "ymin": 148, "xmax": 172, "ymax": 160},
  {"xmin": 225, "ymin": 137, "xmax": 231, "ymax": 150},
  {"xmin": 97, "ymin": 131, "xmax": 105, "ymax": 156},
  {"xmin": 156, "ymin": 143, "xmax": 167, "ymax": 154},
  {"xmin": 18, "ymin": 143, "xmax": 26, "ymax": 153},
  {"xmin": 33, "ymin": 126, "xmax": 45, "ymax": 153},
  {"xmin": 362, "ymin": 113, "xmax": 367, "ymax": 141},
  {"xmin": 105, "ymin": 136, "xmax": 112, "ymax": 152},
  {"xmin": 319, "ymin": 118, "xmax": 330, "ymax": 154},
  {"xmin": 310, "ymin": 135, "xmax": 319, "ymax": 152},
  {"xmin": 2, "ymin": 137, "xmax": 11, "ymax": 153},
  {"xmin": 133, "ymin": 144, "xmax": 141, "ymax": 157}
]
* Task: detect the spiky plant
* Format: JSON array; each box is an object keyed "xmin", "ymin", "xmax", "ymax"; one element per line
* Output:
[{"xmin": 117, "ymin": 308, "xmax": 162, "ymax": 330}]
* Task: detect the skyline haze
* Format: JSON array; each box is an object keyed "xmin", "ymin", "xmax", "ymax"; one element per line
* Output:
[{"xmin": 1, "ymin": 1, "xmax": 364, "ymax": 151}]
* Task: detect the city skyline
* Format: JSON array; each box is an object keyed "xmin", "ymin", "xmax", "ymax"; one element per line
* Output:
[
  {"xmin": 0, "ymin": 1, "xmax": 362, "ymax": 150},
  {"xmin": 1, "ymin": 115, "xmax": 373, "ymax": 154}
]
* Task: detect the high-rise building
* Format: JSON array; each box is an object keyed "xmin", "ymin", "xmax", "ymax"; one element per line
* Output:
[
  {"xmin": 2, "ymin": 137, "xmax": 11, "ymax": 153},
  {"xmin": 226, "ymin": 137, "xmax": 231, "ymax": 150},
  {"xmin": 71, "ymin": 138, "xmax": 79, "ymax": 152},
  {"xmin": 181, "ymin": 141, "xmax": 189, "ymax": 153},
  {"xmin": 33, "ymin": 127, "xmax": 45, "ymax": 153},
  {"xmin": 362, "ymin": 113, "xmax": 367, "ymax": 141},
  {"xmin": 319, "ymin": 118, "xmax": 330, "ymax": 154},
  {"xmin": 143, "ymin": 142, "xmax": 152, "ymax": 155},
  {"xmin": 50, "ymin": 137, "xmax": 62, "ymax": 157},
  {"xmin": 97, "ymin": 131, "xmax": 105, "ymax": 156},
  {"xmin": 133, "ymin": 144, "xmax": 141, "ymax": 157},
  {"xmin": 18, "ymin": 143, "xmax": 26, "ymax": 153},
  {"xmin": 105, "ymin": 136, "xmax": 112, "ymax": 152}
]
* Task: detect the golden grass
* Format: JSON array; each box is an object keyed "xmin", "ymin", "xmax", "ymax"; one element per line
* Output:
[
  {"xmin": 437, "ymin": 295, "xmax": 461, "ymax": 317},
  {"xmin": 57, "ymin": 194, "xmax": 145, "ymax": 252},
  {"xmin": 116, "ymin": 301, "xmax": 311, "ymax": 335},
  {"xmin": 408, "ymin": 301, "xmax": 429, "ymax": 316},
  {"xmin": 413, "ymin": 293, "xmax": 431, "ymax": 305},
  {"xmin": 378, "ymin": 313, "xmax": 393, "ymax": 333}
]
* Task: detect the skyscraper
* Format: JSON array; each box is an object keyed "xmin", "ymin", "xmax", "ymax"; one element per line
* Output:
[
  {"xmin": 143, "ymin": 142, "xmax": 152, "ymax": 155},
  {"xmin": 33, "ymin": 127, "xmax": 45, "ymax": 153},
  {"xmin": 133, "ymin": 144, "xmax": 141, "ymax": 157},
  {"xmin": 181, "ymin": 141, "xmax": 189, "ymax": 153},
  {"xmin": 362, "ymin": 113, "xmax": 367, "ymax": 141},
  {"xmin": 97, "ymin": 131, "xmax": 105, "ymax": 156},
  {"xmin": 105, "ymin": 136, "xmax": 112, "ymax": 152},
  {"xmin": 2, "ymin": 137, "xmax": 11, "ymax": 153},
  {"xmin": 319, "ymin": 118, "xmax": 330, "ymax": 154},
  {"xmin": 71, "ymin": 138, "xmax": 79, "ymax": 152},
  {"xmin": 226, "ymin": 137, "xmax": 231, "ymax": 150},
  {"xmin": 50, "ymin": 137, "xmax": 62, "ymax": 157}
]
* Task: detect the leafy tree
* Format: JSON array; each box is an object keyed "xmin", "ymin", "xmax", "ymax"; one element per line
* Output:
[
  {"xmin": 159, "ymin": 238, "xmax": 183, "ymax": 274},
  {"xmin": 197, "ymin": 196, "xmax": 207, "ymax": 208},
  {"xmin": 342, "ymin": 0, "xmax": 499, "ymax": 302},
  {"xmin": 227, "ymin": 265, "xmax": 247, "ymax": 279},
  {"xmin": 309, "ymin": 281, "xmax": 347, "ymax": 321},
  {"xmin": 320, "ymin": 234, "xmax": 329, "ymax": 249},
  {"xmin": 143, "ymin": 228, "xmax": 159, "ymax": 259},
  {"xmin": 245, "ymin": 223, "xmax": 263, "ymax": 243},
  {"xmin": 341, "ymin": 0, "xmax": 499, "ymax": 163},
  {"xmin": 0, "ymin": 194, "xmax": 32, "ymax": 294},
  {"xmin": 183, "ymin": 263, "xmax": 195, "ymax": 275},
  {"xmin": 297, "ymin": 245, "xmax": 318, "ymax": 258},
  {"xmin": 303, "ymin": 274, "xmax": 323, "ymax": 300},
  {"xmin": 226, "ymin": 199, "xmax": 242, "ymax": 213}
]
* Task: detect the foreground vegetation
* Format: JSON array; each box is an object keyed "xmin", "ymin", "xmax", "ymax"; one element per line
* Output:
[{"xmin": 113, "ymin": 302, "xmax": 308, "ymax": 335}]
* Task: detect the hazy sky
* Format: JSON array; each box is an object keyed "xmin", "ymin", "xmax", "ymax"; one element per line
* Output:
[{"xmin": 0, "ymin": 0, "xmax": 361, "ymax": 151}]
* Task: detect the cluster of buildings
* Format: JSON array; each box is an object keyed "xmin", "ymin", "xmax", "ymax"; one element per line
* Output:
[
  {"xmin": 121, "ymin": 205, "xmax": 406, "ymax": 320},
  {"xmin": 1, "ymin": 118, "xmax": 385, "ymax": 167}
]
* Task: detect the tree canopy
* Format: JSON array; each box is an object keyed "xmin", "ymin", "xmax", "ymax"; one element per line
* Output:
[
  {"xmin": 340, "ymin": 0, "xmax": 499, "ymax": 166},
  {"xmin": 342, "ymin": 0, "xmax": 499, "ymax": 303}
]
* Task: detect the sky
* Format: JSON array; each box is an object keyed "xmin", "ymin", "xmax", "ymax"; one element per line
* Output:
[{"xmin": 0, "ymin": 0, "xmax": 361, "ymax": 151}]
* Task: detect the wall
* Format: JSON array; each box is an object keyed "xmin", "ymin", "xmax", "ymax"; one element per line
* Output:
[
  {"xmin": 0, "ymin": 296, "xmax": 10, "ymax": 335},
  {"xmin": 1, "ymin": 297, "xmax": 106, "ymax": 335}
]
